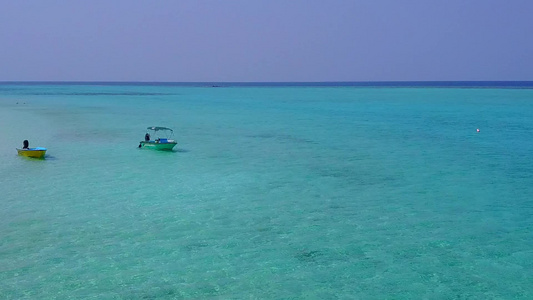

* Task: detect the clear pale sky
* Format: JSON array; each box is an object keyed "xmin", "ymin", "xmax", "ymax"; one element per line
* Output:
[{"xmin": 1, "ymin": 0, "xmax": 532, "ymax": 82}]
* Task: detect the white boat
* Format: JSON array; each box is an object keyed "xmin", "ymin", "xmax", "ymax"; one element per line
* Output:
[{"xmin": 139, "ymin": 126, "xmax": 177, "ymax": 151}]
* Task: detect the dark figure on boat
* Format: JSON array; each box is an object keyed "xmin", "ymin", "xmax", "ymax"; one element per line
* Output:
[
  {"xmin": 23, "ymin": 140, "xmax": 29, "ymax": 149},
  {"xmin": 145, "ymin": 133, "xmax": 150, "ymax": 141}
]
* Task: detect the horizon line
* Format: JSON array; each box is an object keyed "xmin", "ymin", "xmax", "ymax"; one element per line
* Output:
[{"xmin": 1, "ymin": 80, "xmax": 533, "ymax": 83}]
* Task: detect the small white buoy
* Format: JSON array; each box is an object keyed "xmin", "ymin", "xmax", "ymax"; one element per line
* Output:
[{"xmin": 476, "ymin": 128, "xmax": 480, "ymax": 132}]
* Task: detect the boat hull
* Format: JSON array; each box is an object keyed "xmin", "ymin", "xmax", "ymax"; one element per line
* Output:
[
  {"xmin": 139, "ymin": 141, "xmax": 177, "ymax": 151},
  {"xmin": 17, "ymin": 148, "xmax": 47, "ymax": 158}
]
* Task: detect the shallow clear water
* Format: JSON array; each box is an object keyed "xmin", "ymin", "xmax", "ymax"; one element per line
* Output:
[{"xmin": 1, "ymin": 84, "xmax": 532, "ymax": 298}]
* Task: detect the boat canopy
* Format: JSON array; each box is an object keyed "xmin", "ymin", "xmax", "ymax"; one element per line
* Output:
[{"xmin": 147, "ymin": 126, "xmax": 173, "ymax": 132}]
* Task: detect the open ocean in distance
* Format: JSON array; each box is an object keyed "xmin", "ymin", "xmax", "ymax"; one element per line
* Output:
[{"xmin": 1, "ymin": 82, "xmax": 532, "ymax": 299}]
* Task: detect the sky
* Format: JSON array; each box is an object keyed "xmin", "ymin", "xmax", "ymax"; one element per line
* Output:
[{"xmin": 1, "ymin": 0, "xmax": 532, "ymax": 82}]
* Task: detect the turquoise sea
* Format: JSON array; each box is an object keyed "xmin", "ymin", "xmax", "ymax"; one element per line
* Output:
[{"xmin": 1, "ymin": 83, "xmax": 532, "ymax": 299}]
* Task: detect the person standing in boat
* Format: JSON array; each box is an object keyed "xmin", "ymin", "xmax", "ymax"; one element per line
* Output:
[
  {"xmin": 145, "ymin": 133, "xmax": 150, "ymax": 141},
  {"xmin": 23, "ymin": 140, "xmax": 29, "ymax": 149}
]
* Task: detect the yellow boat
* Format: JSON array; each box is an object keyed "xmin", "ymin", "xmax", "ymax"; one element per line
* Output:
[{"xmin": 16, "ymin": 147, "xmax": 47, "ymax": 159}]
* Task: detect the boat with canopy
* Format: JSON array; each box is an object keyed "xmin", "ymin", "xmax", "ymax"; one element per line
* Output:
[{"xmin": 139, "ymin": 126, "xmax": 177, "ymax": 151}]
